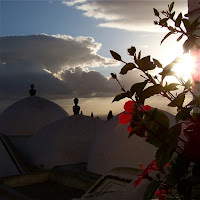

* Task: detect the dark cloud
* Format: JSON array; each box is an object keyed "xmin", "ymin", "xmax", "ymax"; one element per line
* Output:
[
  {"xmin": 61, "ymin": 67, "xmax": 119, "ymax": 97},
  {"xmin": 0, "ymin": 34, "xmax": 147, "ymax": 100},
  {"xmin": 0, "ymin": 60, "xmax": 70, "ymax": 98},
  {"xmin": 0, "ymin": 34, "xmax": 122, "ymax": 99},
  {"xmin": 0, "ymin": 62, "xmax": 120, "ymax": 98},
  {"xmin": 0, "ymin": 34, "xmax": 118, "ymax": 74}
]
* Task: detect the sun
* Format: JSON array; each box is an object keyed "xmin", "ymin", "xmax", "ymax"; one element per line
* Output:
[{"xmin": 172, "ymin": 53, "xmax": 195, "ymax": 81}]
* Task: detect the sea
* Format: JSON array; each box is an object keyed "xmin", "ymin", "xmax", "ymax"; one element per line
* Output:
[
  {"xmin": 0, "ymin": 97, "xmax": 127, "ymax": 120},
  {"xmin": 1, "ymin": 93, "xmax": 193, "ymax": 118}
]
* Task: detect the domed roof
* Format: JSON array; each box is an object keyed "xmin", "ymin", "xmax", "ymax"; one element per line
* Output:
[
  {"xmin": 25, "ymin": 115, "xmax": 106, "ymax": 169},
  {"xmin": 87, "ymin": 111, "xmax": 175, "ymax": 175},
  {"xmin": 0, "ymin": 96, "xmax": 68, "ymax": 136}
]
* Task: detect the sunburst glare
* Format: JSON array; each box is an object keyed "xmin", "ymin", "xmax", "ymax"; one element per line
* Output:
[{"xmin": 172, "ymin": 53, "xmax": 195, "ymax": 81}]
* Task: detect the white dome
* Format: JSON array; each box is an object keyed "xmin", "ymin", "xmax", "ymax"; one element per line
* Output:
[
  {"xmin": 26, "ymin": 115, "xmax": 106, "ymax": 169},
  {"xmin": 0, "ymin": 140, "xmax": 20, "ymax": 177},
  {"xmin": 0, "ymin": 96, "xmax": 68, "ymax": 136},
  {"xmin": 87, "ymin": 111, "xmax": 175, "ymax": 175}
]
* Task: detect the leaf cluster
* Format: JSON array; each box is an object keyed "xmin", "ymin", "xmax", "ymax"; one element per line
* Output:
[
  {"xmin": 153, "ymin": 2, "xmax": 200, "ymax": 52},
  {"xmin": 110, "ymin": 2, "xmax": 200, "ymax": 200}
]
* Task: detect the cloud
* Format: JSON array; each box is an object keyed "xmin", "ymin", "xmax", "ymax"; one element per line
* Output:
[
  {"xmin": 63, "ymin": 0, "xmax": 188, "ymax": 32},
  {"xmin": 0, "ymin": 34, "xmax": 122, "ymax": 98},
  {"xmin": 63, "ymin": 0, "xmax": 87, "ymax": 6},
  {"xmin": 0, "ymin": 61, "xmax": 120, "ymax": 99},
  {"xmin": 0, "ymin": 34, "xmax": 118, "ymax": 74},
  {"xmin": 61, "ymin": 67, "xmax": 119, "ymax": 97},
  {"xmin": 0, "ymin": 34, "xmax": 154, "ymax": 100},
  {"xmin": 0, "ymin": 60, "xmax": 70, "ymax": 98}
]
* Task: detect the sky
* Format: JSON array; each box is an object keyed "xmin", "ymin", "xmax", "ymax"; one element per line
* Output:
[{"xmin": 0, "ymin": 0, "xmax": 188, "ymax": 117}]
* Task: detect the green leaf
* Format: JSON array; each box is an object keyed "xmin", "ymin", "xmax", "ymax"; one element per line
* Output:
[
  {"xmin": 175, "ymin": 108, "xmax": 192, "ymax": 122},
  {"xmin": 128, "ymin": 124, "xmax": 146, "ymax": 138},
  {"xmin": 143, "ymin": 180, "xmax": 160, "ymax": 200},
  {"xmin": 120, "ymin": 63, "xmax": 136, "ymax": 75},
  {"xmin": 165, "ymin": 174, "xmax": 179, "ymax": 186},
  {"xmin": 192, "ymin": 163, "xmax": 200, "ymax": 178},
  {"xmin": 146, "ymin": 133, "xmax": 162, "ymax": 147},
  {"xmin": 137, "ymin": 56, "xmax": 155, "ymax": 71},
  {"xmin": 153, "ymin": 58, "xmax": 162, "ymax": 68},
  {"xmin": 112, "ymin": 93, "xmax": 127, "ymax": 102},
  {"xmin": 177, "ymin": 179, "xmax": 192, "ymax": 198},
  {"xmin": 156, "ymin": 144, "xmax": 175, "ymax": 171},
  {"xmin": 169, "ymin": 2, "xmax": 174, "ymax": 12},
  {"xmin": 126, "ymin": 90, "xmax": 133, "ymax": 98},
  {"xmin": 145, "ymin": 109, "xmax": 170, "ymax": 148},
  {"xmin": 187, "ymin": 17, "xmax": 200, "ymax": 34},
  {"xmin": 169, "ymin": 155, "xmax": 190, "ymax": 181},
  {"xmin": 167, "ymin": 124, "xmax": 180, "ymax": 147},
  {"xmin": 144, "ymin": 109, "xmax": 170, "ymax": 131},
  {"xmin": 140, "ymin": 84, "xmax": 163, "ymax": 102},
  {"xmin": 168, "ymin": 93, "xmax": 185, "ymax": 108},
  {"xmin": 175, "ymin": 13, "xmax": 182, "ymax": 27},
  {"xmin": 138, "ymin": 51, "xmax": 141, "ymax": 60},
  {"xmin": 161, "ymin": 32, "xmax": 173, "ymax": 44},
  {"xmin": 185, "ymin": 79, "xmax": 192, "ymax": 89},
  {"xmin": 164, "ymin": 83, "xmax": 179, "ymax": 92},
  {"xmin": 182, "ymin": 18, "xmax": 190, "ymax": 32},
  {"xmin": 168, "ymin": 26, "xmax": 175, "ymax": 32},
  {"xmin": 155, "ymin": 110, "xmax": 170, "ymax": 129},
  {"xmin": 192, "ymin": 184, "xmax": 200, "ymax": 199},
  {"xmin": 153, "ymin": 8, "xmax": 159, "ymax": 17},
  {"xmin": 183, "ymin": 35, "xmax": 197, "ymax": 53},
  {"xmin": 170, "ymin": 11, "xmax": 175, "ymax": 19},
  {"xmin": 110, "ymin": 50, "xmax": 122, "ymax": 61},
  {"xmin": 130, "ymin": 80, "xmax": 148, "ymax": 96},
  {"xmin": 159, "ymin": 18, "xmax": 168, "ymax": 26},
  {"xmin": 159, "ymin": 59, "xmax": 178, "ymax": 80},
  {"xmin": 166, "ymin": 154, "xmax": 190, "ymax": 186}
]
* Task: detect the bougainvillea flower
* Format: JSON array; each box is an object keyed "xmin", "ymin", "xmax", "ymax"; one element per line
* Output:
[
  {"xmin": 154, "ymin": 189, "xmax": 168, "ymax": 200},
  {"xmin": 127, "ymin": 125, "xmax": 132, "ymax": 133},
  {"xmin": 133, "ymin": 160, "xmax": 158, "ymax": 188},
  {"xmin": 119, "ymin": 100, "xmax": 151, "ymax": 133},
  {"xmin": 119, "ymin": 101, "xmax": 134, "ymax": 132},
  {"xmin": 124, "ymin": 100, "xmax": 134, "ymax": 112},
  {"xmin": 133, "ymin": 177, "xmax": 142, "ymax": 188},
  {"xmin": 139, "ymin": 105, "xmax": 152, "ymax": 112},
  {"xmin": 119, "ymin": 112, "xmax": 132, "ymax": 125}
]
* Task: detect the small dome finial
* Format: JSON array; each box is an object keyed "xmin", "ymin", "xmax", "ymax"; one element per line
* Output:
[
  {"xmin": 107, "ymin": 110, "xmax": 113, "ymax": 121},
  {"xmin": 73, "ymin": 98, "xmax": 80, "ymax": 115},
  {"xmin": 29, "ymin": 84, "xmax": 36, "ymax": 96}
]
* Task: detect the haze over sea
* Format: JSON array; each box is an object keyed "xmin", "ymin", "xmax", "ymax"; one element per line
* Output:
[
  {"xmin": 0, "ymin": 97, "xmax": 126, "ymax": 120},
  {"xmin": 1, "ymin": 95, "xmax": 191, "ymax": 120}
]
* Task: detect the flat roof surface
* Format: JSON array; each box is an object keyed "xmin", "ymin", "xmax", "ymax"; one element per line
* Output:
[
  {"xmin": 15, "ymin": 180, "xmax": 85, "ymax": 200},
  {"xmin": 12, "ymin": 164, "xmax": 100, "ymax": 200}
]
